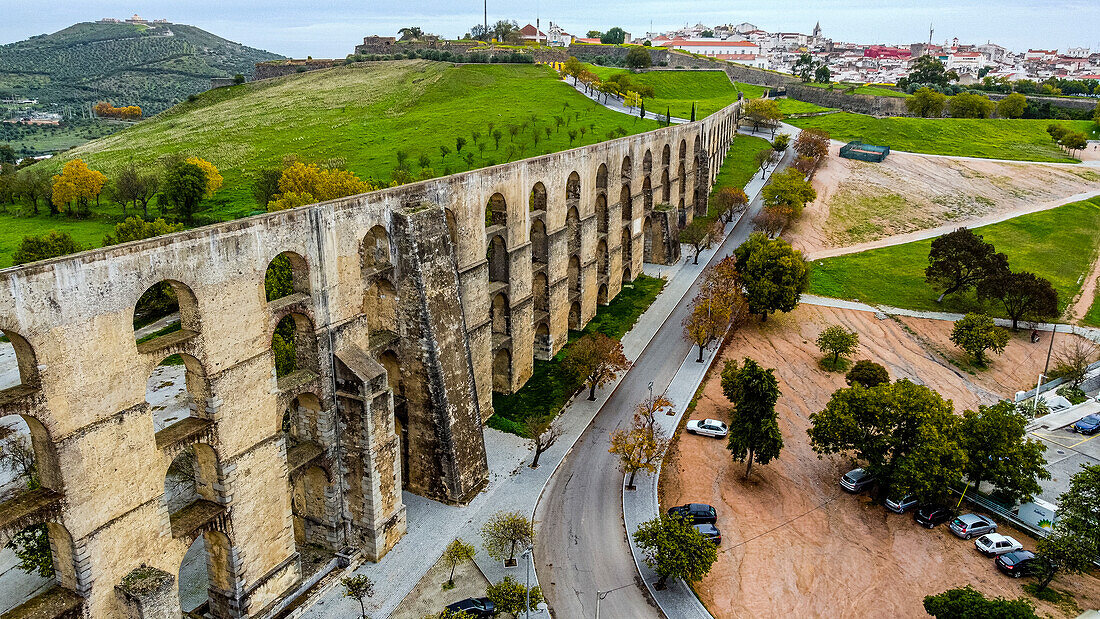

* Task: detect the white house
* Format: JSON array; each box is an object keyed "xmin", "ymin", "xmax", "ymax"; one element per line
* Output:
[{"xmin": 659, "ymin": 38, "xmax": 761, "ymax": 58}]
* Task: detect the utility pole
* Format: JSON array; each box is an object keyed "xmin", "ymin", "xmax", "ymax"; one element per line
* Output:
[{"xmin": 484, "ymin": 0, "xmax": 488, "ymax": 39}]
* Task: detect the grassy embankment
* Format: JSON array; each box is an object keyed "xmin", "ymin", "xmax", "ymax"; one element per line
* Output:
[
  {"xmin": 788, "ymin": 113, "xmax": 1097, "ymax": 162},
  {"xmin": 809, "ymin": 196, "xmax": 1100, "ymax": 318},
  {"xmin": 583, "ymin": 64, "xmax": 765, "ymax": 119},
  {"xmin": 800, "ymin": 82, "xmax": 909, "ymax": 98},
  {"xmin": 1, "ymin": 61, "xmax": 665, "ymax": 266},
  {"xmin": 776, "ymin": 99, "xmax": 834, "ymax": 115}
]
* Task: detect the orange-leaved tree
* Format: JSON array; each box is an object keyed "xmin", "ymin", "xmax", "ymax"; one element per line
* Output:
[
  {"xmin": 610, "ymin": 394, "xmax": 673, "ymax": 488},
  {"xmin": 562, "ymin": 332, "xmax": 631, "ymax": 400},
  {"xmin": 184, "ymin": 157, "xmax": 223, "ymax": 198}
]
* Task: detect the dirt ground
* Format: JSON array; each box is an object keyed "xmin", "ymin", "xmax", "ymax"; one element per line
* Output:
[
  {"xmin": 391, "ymin": 552, "xmax": 490, "ymax": 619},
  {"xmin": 786, "ymin": 144, "xmax": 1100, "ymax": 259},
  {"xmin": 659, "ymin": 304, "xmax": 1100, "ymax": 618}
]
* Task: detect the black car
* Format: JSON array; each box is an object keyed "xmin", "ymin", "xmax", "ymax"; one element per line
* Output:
[
  {"xmin": 444, "ymin": 597, "xmax": 496, "ymax": 618},
  {"xmin": 913, "ymin": 504, "xmax": 954, "ymax": 528},
  {"xmin": 996, "ymin": 550, "xmax": 1040, "ymax": 578},
  {"xmin": 693, "ymin": 523, "xmax": 722, "ymax": 545},
  {"xmin": 667, "ymin": 503, "xmax": 717, "ymax": 525},
  {"xmin": 1073, "ymin": 413, "xmax": 1100, "ymax": 435}
]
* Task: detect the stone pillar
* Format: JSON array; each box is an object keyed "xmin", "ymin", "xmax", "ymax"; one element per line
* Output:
[{"xmin": 115, "ymin": 566, "xmax": 181, "ymax": 619}]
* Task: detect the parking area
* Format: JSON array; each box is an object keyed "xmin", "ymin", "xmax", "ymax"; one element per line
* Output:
[
  {"xmin": 1029, "ymin": 414, "xmax": 1100, "ymax": 503},
  {"xmin": 659, "ymin": 305, "xmax": 1100, "ymax": 617}
]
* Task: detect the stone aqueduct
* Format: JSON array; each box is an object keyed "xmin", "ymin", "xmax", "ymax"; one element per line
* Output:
[{"xmin": 0, "ymin": 99, "xmax": 741, "ymax": 618}]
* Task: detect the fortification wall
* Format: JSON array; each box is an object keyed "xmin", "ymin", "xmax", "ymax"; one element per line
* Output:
[
  {"xmin": 786, "ymin": 83, "xmax": 912, "ymax": 117},
  {"xmin": 254, "ymin": 60, "xmax": 343, "ymax": 81}
]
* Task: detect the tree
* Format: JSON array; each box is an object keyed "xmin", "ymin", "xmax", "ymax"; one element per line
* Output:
[
  {"xmin": 808, "ymin": 379, "xmax": 966, "ymax": 502},
  {"xmin": 103, "ymin": 217, "xmax": 183, "ymax": 246},
  {"xmin": 562, "ymin": 333, "xmax": 630, "ymax": 400},
  {"xmin": 1050, "ymin": 338, "xmax": 1099, "ymax": 390},
  {"xmin": 439, "ymin": 145, "xmax": 451, "ymax": 161},
  {"xmin": 455, "ymin": 136, "xmax": 467, "ymax": 153},
  {"xmin": 814, "ymin": 64, "xmax": 831, "ymax": 83},
  {"xmin": 978, "ymin": 271, "xmax": 1058, "ymax": 330},
  {"xmin": 1060, "ymin": 131, "xmax": 1088, "ymax": 157},
  {"xmin": 485, "ymin": 576, "xmax": 543, "ymax": 616},
  {"xmin": 480, "ymin": 511, "xmax": 534, "ymax": 566},
  {"xmin": 0, "ymin": 143, "xmax": 15, "ymax": 164},
  {"xmin": 772, "ymin": 133, "xmax": 790, "ymax": 153},
  {"xmin": 793, "ymin": 127, "xmax": 830, "ymax": 164},
  {"xmin": 996, "ymin": 92, "xmax": 1027, "ymax": 118},
  {"xmin": 13, "ymin": 231, "xmax": 83, "ymax": 265},
  {"xmin": 949, "ymin": 92, "xmax": 994, "ymax": 119},
  {"xmin": 341, "ymin": 574, "xmax": 374, "ymax": 619},
  {"xmin": 1032, "ymin": 524, "xmax": 1096, "ymax": 593},
  {"xmin": 398, "ymin": 26, "xmax": 424, "ymax": 41},
  {"xmin": 741, "ymin": 98, "xmax": 783, "ymax": 133},
  {"xmin": 816, "ymin": 324, "xmax": 859, "ymax": 369},
  {"xmin": 754, "ymin": 148, "xmax": 777, "ymax": 173},
  {"xmin": 587, "ymin": 30, "xmax": 603, "ymax": 38},
  {"xmin": 722, "ymin": 358, "xmax": 783, "ymax": 478},
  {"xmin": 625, "ymin": 47, "xmax": 652, "ymax": 69},
  {"xmin": 733, "ymin": 233, "xmax": 809, "ymax": 321},
  {"xmin": 845, "ymin": 360, "xmax": 889, "ymax": 388},
  {"xmin": 609, "ymin": 395, "xmax": 672, "ymax": 488},
  {"xmin": 923, "ymin": 586, "xmax": 1037, "ymax": 619},
  {"xmin": 761, "ymin": 168, "xmax": 816, "ymax": 222},
  {"xmin": 563, "ymin": 56, "xmax": 584, "ymax": 83},
  {"xmin": 232, "ymin": 73, "xmax": 246, "ymax": 85},
  {"xmin": 523, "ymin": 415, "xmax": 560, "ymax": 468},
  {"xmin": 267, "ymin": 161, "xmax": 374, "ymax": 211},
  {"xmin": 683, "ymin": 290, "xmax": 727, "ymax": 362},
  {"xmin": 162, "ymin": 161, "xmax": 208, "ymax": 222},
  {"xmin": 1051, "ymin": 464, "xmax": 1100, "ymax": 558},
  {"xmin": 51, "ymin": 159, "xmax": 106, "ymax": 216},
  {"xmin": 925, "ymin": 228, "xmax": 1008, "ymax": 302},
  {"xmin": 792, "ymin": 53, "xmax": 817, "ymax": 82},
  {"xmin": 711, "ymin": 186, "xmax": 748, "ymax": 223},
  {"xmin": 600, "ymin": 27, "xmax": 626, "ymax": 44},
  {"xmin": 115, "ymin": 163, "xmax": 160, "ymax": 218},
  {"xmin": 959, "ymin": 401, "xmax": 1048, "ymax": 504},
  {"xmin": 906, "ymin": 87, "xmax": 947, "ymax": 118},
  {"xmin": 678, "ymin": 218, "xmax": 721, "ymax": 264},
  {"xmin": 902, "ymin": 55, "xmax": 958, "ymax": 88},
  {"xmin": 632, "ymin": 514, "xmax": 718, "ymax": 589},
  {"xmin": 15, "ymin": 166, "xmax": 53, "ymax": 215},
  {"xmin": 441, "ymin": 539, "xmax": 476, "ymax": 587},
  {"xmin": 251, "ymin": 167, "xmax": 283, "ymax": 208},
  {"xmin": 11, "ymin": 525, "xmax": 53, "ymax": 578},
  {"xmin": 950, "ymin": 313, "xmax": 1009, "ymax": 366},
  {"xmin": 490, "ymin": 20, "xmax": 520, "ymax": 43}
]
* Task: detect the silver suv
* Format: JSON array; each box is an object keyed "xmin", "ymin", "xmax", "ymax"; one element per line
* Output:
[
  {"xmin": 840, "ymin": 468, "xmax": 875, "ymax": 493},
  {"xmin": 949, "ymin": 514, "xmax": 996, "ymax": 539}
]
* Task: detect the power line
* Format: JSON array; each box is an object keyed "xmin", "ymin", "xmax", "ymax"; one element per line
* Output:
[{"xmin": 719, "ymin": 494, "xmax": 840, "ymax": 553}]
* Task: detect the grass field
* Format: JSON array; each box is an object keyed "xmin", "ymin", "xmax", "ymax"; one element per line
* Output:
[
  {"xmin": 776, "ymin": 99, "xmax": 834, "ymax": 115},
  {"xmin": 0, "ymin": 118, "xmax": 127, "ymax": 157},
  {"xmin": 583, "ymin": 65, "xmax": 756, "ymax": 118},
  {"xmin": 0, "ymin": 212, "xmax": 116, "ymax": 268},
  {"xmin": 710, "ymin": 134, "xmax": 771, "ymax": 197},
  {"xmin": 1083, "ymin": 298, "xmax": 1100, "ymax": 328},
  {"xmin": 489, "ymin": 274, "xmax": 666, "ymax": 434},
  {"xmin": 808, "ymin": 196, "xmax": 1100, "ymax": 317},
  {"xmin": 788, "ymin": 113, "xmax": 1096, "ymax": 162},
  {"xmin": 801, "ymin": 82, "xmax": 908, "ymax": 98}
]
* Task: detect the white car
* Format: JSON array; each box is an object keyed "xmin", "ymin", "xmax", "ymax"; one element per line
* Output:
[
  {"xmin": 975, "ymin": 533, "xmax": 1023, "ymax": 557},
  {"xmin": 686, "ymin": 419, "xmax": 729, "ymax": 438}
]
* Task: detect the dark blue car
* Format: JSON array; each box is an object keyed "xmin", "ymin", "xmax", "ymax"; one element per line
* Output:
[{"xmin": 1073, "ymin": 413, "xmax": 1100, "ymax": 435}]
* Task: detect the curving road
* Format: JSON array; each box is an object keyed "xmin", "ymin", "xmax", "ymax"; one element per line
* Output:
[{"xmin": 534, "ymin": 144, "xmax": 792, "ymax": 618}]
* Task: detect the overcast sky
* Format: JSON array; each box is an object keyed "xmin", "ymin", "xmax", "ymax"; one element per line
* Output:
[{"xmin": 2, "ymin": 1, "xmax": 1097, "ymax": 58}]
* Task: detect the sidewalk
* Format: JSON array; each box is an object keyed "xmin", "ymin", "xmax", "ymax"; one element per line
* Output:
[{"xmin": 564, "ymin": 76, "xmax": 691, "ymax": 124}]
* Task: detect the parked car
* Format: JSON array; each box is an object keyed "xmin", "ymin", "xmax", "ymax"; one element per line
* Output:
[
  {"xmin": 975, "ymin": 533, "xmax": 1023, "ymax": 557},
  {"xmin": 949, "ymin": 514, "xmax": 997, "ymax": 539},
  {"xmin": 995, "ymin": 550, "xmax": 1039, "ymax": 578},
  {"xmin": 913, "ymin": 504, "xmax": 954, "ymax": 528},
  {"xmin": 686, "ymin": 418, "xmax": 729, "ymax": 438},
  {"xmin": 1073, "ymin": 413, "xmax": 1100, "ymax": 435},
  {"xmin": 840, "ymin": 468, "xmax": 875, "ymax": 493},
  {"xmin": 445, "ymin": 597, "xmax": 496, "ymax": 618},
  {"xmin": 884, "ymin": 494, "xmax": 919, "ymax": 514},
  {"xmin": 667, "ymin": 503, "xmax": 718, "ymax": 525},
  {"xmin": 693, "ymin": 523, "xmax": 722, "ymax": 545}
]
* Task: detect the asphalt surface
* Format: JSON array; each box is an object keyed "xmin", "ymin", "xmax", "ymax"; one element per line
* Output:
[{"xmin": 534, "ymin": 145, "xmax": 792, "ymax": 618}]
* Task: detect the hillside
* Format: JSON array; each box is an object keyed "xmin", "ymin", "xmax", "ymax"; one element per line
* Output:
[
  {"xmin": 584, "ymin": 64, "xmax": 764, "ymax": 119},
  {"xmin": 2, "ymin": 60, "xmax": 679, "ymax": 265},
  {"xmin": 0, "ymin": 21, "xmax": 283, "ymax": 115}
]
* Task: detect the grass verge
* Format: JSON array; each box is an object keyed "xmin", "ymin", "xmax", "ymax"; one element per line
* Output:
[{"xmin": 583, "ymin": 64, "xmax": 752, "ymax": 119}]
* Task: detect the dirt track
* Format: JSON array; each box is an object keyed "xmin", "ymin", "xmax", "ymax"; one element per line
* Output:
[
  {"xmin": 659, "ymin": 304, "xmax": 1100, "ymax": 618},
  {"xmin": 786, "ymin": 145, "xmax": 1100, "ymax": 259}
]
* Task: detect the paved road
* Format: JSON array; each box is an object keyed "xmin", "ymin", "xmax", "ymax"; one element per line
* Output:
[{"xmin": 534, "ymin": 147, "xmax": 792, "ymax": 618}]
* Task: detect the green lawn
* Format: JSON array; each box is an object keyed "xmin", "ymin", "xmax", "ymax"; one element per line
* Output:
[
  {"xmin": 489, "ymin": 274, "xmax": 665, "ymax": 434},
  {"xmin": 788, "ymin": 113, "xmax": 1094, "ymax": 162},
  {"xmin": 709, "ymin": 134, "xmax": 771, "ymax": 200},
  {"xmin": 1083, "ymin": 298, "xmax": 1100, "ymax": 328},
  {"xmin": 776, "ymin": 98, "xmax": 834, "ymax": 115},
  {"xmin": 800, "ymin": 82, "xmax": 907, "ymax": 98},
  {"xmin": 809, "ymin": 196, "xmax": 1100, "ymax": 317},
  {"xmin": 6, "ymin": 60, "xmax": 665, "ymax": 265},
  {"xmin": 583, "ymin": 64, "xmax": 750, "ymax": 118},
  {"xmin": 0, "ymin": 211, "xmax": 116, "ymax": 268}
]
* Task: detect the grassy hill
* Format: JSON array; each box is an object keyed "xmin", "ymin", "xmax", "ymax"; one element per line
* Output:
[
  {"xmin": 0, "ymin": 21, "xmax": 283, "ymax": 115},
  {"xmin": 788, "ymin": 113, "xmax": 1097, "ymax": 162},
  {"xmin": 583, "ymin": 65, "xmax": 764, "ymax": 119}
]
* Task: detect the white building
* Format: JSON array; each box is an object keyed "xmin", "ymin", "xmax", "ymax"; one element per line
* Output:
[{"xmin": 946, "ymin": 51, "xmax": 986, "ymax": 71}]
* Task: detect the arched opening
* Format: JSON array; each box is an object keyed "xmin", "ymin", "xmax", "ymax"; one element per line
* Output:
[
  {"xmin": 271, "ymin": 313, "xmax": 317, "ymax": 380},
  {"xmin": 0, "ymin": 413, "xmax": 61, "ymax": 494},
  {"xmin": 147, "ymin": 353, "xmax": 209, "ymax": 433},
  {"xmin": 378, "ymin": 350, "xmax": 402, "ymax": 395},
  {"xmin": 380, "ymin": 348, "xmax": 408, "ymax": 487},
  {"xmin": 133, "ymin": 280, "xmax": 200, "ymax": 345},
  {"xmin": 534, "ymin": 322, "xmax": 551, "ymax": 360},
  {"xmin": 643, "ymin": 217, "xmax": 654, "ymax": 262},
  {"xmin": 0, "ymin": 330, "xmax": 39, "ymax": 392},
  {"xmin": 178, "ymin": 530, "xmax": 235, "ymax": 617},
  {"xmin": 566, "ymin": 171, "xmax": 581, "ymax": 205},
  {"xmin": 364, "ymin": 278, "xmax": 398, "ymax": 334},
  {"xmin": 163, "ymin": 443, "xmax": 221, "ymax": 515},
  {"xmin": 568, "ymin": 256, "xmax": 581, "ymax": 296},
  {"xmin": 596, "ymin": 239, "xmax": 608, "ymax": 278},
  {"xmin": 595, "ymin": 194, "xmax": 608, "ymax": 235},
  {"xmin": 661, "ymin": 168, "xmax": 671, "ymax": 202},
  {"xmin": 644, "ymin": 216, "xmax": 665, "ymax": 264},
  {"xmin": 642, "ymin": 176, "xmax": 653, "ymax": 212},
  {"xmin": 566, "ymin": 207, "xmax": 581, "ymax": 256},
  {"xmin": 620, "ymin": 185, "xmax": 632, "ymax": 224},
  {"xmin": 598, "ymin": 284, "xmax": 608, "ymax": 305},
  {"xmin": 492, "ymin": 349, "xmax": 512, "ymax": 393},
  {"xmin": 679, "ymin": 139, "xmax": 687, "ymax": 164},
  {"xmin": 661, "ymin": 144, "xmax": 671, "ymax": 169},
  {"xmin": 532, "ymin": 273, "xmax": 549, "ymax": 313},
  {"xmin": 491, "ymin": 293, "xmax": 510, "ymax": 335},
  {"xmin": 622, "ymin": 229, "xmax": 633, "ymax": 272},
  {"xmin": 488, "ymin": 235, "xmax": 508, "ymax": 284},
  {"xmin": 290, "ymin": 466, "xmax": 330, "ymax": 548},
  {"xmin": 530, "ymin": 219, "xmax": 548, "ymax": 265},
  {"xmin": 643, "ymin": 150, "xmax": 653, "ymax": 176},
  {"xmin": 0, "ymin": 522, "xmax": 78, "ymax": 615},
  {"xmin": 486, "ymin": 193, "xmax": 507, "ymax": 228},
  {"xmin": 265, "ymin": 251, "xmax": 310, "ymax": 303},
  {"xmin": 361, "ymin": 226, "xmax": 391, "ymax": 271},
  {"xmin": 595, "ymin": 164, "xmax": 608, "ymax": 194},
  {"xmin": 529, "ymin": 182, "xmax": 547, "ymax": 212},
  {"xmin": 622, "ymin": 265, "xmax": 633, "ymax": 284},
  {"xmin": 282, "ymin": 393, "xmax": 323, "ymax": 446},
  {"xmin": 568, "ymin": 301, "xmax": 582, "ymax": 331},
  {"xmin": 444, "ymin": 208, "xmax": 459, "ymax": 250},
  {"xmin": 620, "ymin": 155, "xmax": 632, "ymax": 184}
]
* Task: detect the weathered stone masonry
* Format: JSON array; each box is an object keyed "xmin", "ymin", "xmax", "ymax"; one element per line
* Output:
[{"xmin": 0, "ymin": 98, "xmax": 740, "ymax": 618}]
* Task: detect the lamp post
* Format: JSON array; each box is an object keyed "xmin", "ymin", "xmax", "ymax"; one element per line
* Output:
[{"xmin": 522, "ymin": 545, "xmax": 533, "ymax": 618}]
